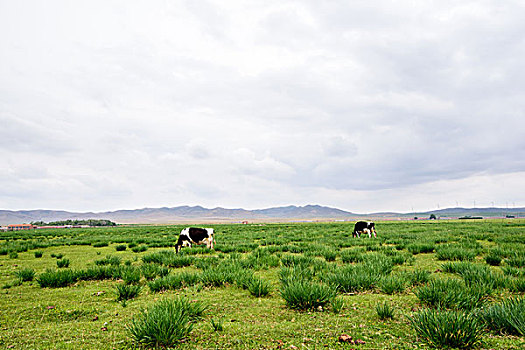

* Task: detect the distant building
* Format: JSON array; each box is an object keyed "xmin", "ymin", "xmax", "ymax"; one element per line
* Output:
[{"xmin": 7, "ymin": 224, "xmax": 35, "ymax": 231}]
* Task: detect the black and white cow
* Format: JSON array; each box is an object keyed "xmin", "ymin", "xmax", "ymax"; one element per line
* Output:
[
  {"xmin": 176, "ymin": 227, "xmax": 214, "ymax": 253},
  {"xmin": 353, "ymin": 221, "xmax": 377, "ymax": 238}
]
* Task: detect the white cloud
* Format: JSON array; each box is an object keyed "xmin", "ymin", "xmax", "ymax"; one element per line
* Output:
[{"xmin": 1, "ymin": 0, "xmax": 524, "ymax": 212}]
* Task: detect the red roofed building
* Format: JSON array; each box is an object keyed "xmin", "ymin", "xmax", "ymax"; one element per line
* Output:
[{"xmin": 7, "ymin": 224, "xmax": 35, "ymax": 231}]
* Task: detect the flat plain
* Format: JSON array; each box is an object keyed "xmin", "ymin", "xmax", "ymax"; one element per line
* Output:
[{"xmin": 1, "ymin": 220, "xmax": 524, "ymax": 349}]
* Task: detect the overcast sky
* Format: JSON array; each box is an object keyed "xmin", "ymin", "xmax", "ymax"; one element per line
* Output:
[{"xmin": 1, "ymin": 0, "xmax": 524, "ymax": 213}]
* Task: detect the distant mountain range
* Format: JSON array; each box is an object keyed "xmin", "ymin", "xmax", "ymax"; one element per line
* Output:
[{"xmin": 0, "ymin": 205, "xmax": 523, "ymax": 225}]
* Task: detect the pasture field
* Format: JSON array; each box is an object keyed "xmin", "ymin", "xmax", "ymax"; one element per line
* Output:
[{"xmin": 1, "ymin": 220, "xmax": 525, "ymax": 349}]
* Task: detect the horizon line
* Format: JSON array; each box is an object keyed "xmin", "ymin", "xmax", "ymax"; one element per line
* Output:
[{"xmin": 2, "ymin": 204, "xmax": 524, "ymax": 215}]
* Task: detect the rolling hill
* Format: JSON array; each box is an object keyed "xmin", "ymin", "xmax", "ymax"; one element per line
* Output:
[{"xmin": 0, "ymin": 205, "xmax": 523, "ymax": 225}]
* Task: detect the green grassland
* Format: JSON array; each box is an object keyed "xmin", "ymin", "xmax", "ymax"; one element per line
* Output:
[{"xmin": 1, "ymin": 220, "xmax": 524, "ymax": 349}]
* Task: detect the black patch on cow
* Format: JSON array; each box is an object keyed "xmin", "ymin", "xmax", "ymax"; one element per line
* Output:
[{"xmin": 187, "ymin": 227, "xmax": 210, "ymax": 242}]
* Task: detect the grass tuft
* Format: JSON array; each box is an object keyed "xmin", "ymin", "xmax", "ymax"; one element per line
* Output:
[
  {"xmin": 376, "ymin": 301, "xmax": 395, "ymax": 320},
  {"xmin": 415, "ymin": 278, "xmax": 488, "ymax": 311},
  {"xmin": 405, "ymin": 269, "xmax": 431, "ymax": 286},
  {"xmin": 37, "ymin": 269, "xmax": 77, "ymax": 288},
  {"xmin": 115, "ymin": 244, "xmax": 127, "ymax": 251},
  {"xmin": 480, "ymin": 297, "xmax": 525, "ymax": 336},
  {"xmin": 410, "ymin": 309, "xmax": 484, "ymax": 349},
  {"xmin": 280, "ymin": 280, "xmax": 336, "ymax": 311},
  {"xmin": 15, "ymin": 268, "xmax": 36, "ymax": 282},
  {"xmin": 247, "ymin": 276, "xmax": 271, "ymax": 297},
  {"xmin": 115, "ymin": 283, "xmax": 142, "ymax": 304},
  {"xmin": 56, "ymin": 258, "xmax": 70, "ymax": 268},
  {"xmin": 378, "ymin": 275, "xmax": 406, "ymax": 295},
  {"xmin": 127, "ymin": 297, "xmax": 205, "ymax": 347}
]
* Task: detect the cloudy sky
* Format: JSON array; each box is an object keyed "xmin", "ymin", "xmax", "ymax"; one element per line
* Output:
[{"xmin": 1, "ymin": 0, "xmax": 524, "ymax": 213}]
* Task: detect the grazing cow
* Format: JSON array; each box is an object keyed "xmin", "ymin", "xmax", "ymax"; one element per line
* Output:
[
  {"xmin": 176, "ymin": 227, "xmax": 214, "ymax": 253},
  {"xmin": 353, "ymin": 221, "xmax": 377, "ymax": 238}
]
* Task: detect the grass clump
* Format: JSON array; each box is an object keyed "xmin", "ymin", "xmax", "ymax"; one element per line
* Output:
[
  {"xmin": 115, "ymin": 244, "xmax": 127, "ymax": 251},
  {"xmin": 140, "ymin": 263, "xmax": 169, "ymax": 280},
  {"xmin": 243, "ymin": 248, "xmax": 280, "ymax": 269},
  {"xmin": 280, "ymin": 280, "xmax": 336, "ymax": 311},
  {"xmin": 76, "ymin": 265, "xmax": 121, "ymax": 281},
  {"xmin": 115, "ymin": 283, "xmax": 142, "ymax": 305},
  {"xmin": 340, "ymin": 249, "xmax": 364, "ymax": 264},
  {"xmin": 407, "ymin": 242, "xmax": 435, "ymax": 255},
  {"xmin": 121, "ymin": 267, "xmax": 141, "ymax": 285},
  {"xmin": 279, "ymin": 265, "xmax": 316, "ymax": 286},
  {"xmin": 247, "ymin": 276, "xmax": 271, "ymax": 297},
  {"xmin": 436, "ymin": 245, "xmax": 476, "ymax": 261},
  {"xmin": 280, "ymin": 254, "xmax": 314, "ymax": 267},
  {"xmin": 361, "ymin": 253, "xmax": 394, "ymax": 275},
  {"xmin": 323, "ymin": 265, "xmax": 380, "ymax": 293},
  {"xmin": 319, "ymin": 247, "xmax": 337, "ymax": 262},
  {"xmin": 442, "ymin": 261, "xmax": 506, "ymax": 290},
  {"xmin": 56, "ymin": 258, "xmax": 70, "ymax": 268},
  {"xmin": 480, "ymin": 297, "xmax": 525, "ymax": 336},
  {"xmin": 148, "ymin": 271, "xmax": 201, "ymax": 293},
  {"xmin": 376, "ymin": 301, "xmax": 395, "ymax": 320},
  {"xmin": 37, "ymin": 269, "xmax": 78, "ymax": 288},
  {"xmin": 405, "ymin": 269, "xmax": 431, "ymax": 286},
  {"xmin": 131, "ymin": 245, "xmax": 148, "ymax": 253},
  {"xmin": 378, "ymin": 275, "xmax": 406, "ymax": 295},
  {"xmin": 34, "ymin": 251, "xmax": 44, "ymax": 258},
  {"xmin": 15, "ymin": 268, "xmax": 36, "ymax": 282},
  {"xmin": 142, "ymin": 250, "xmax": 194, "ymax": 267},
  {"xmin": 415, "ymin": 278, "xmax": 488, "ymax": 311},
  {"xmin": 127, "ymin": 297, "xmax": 206, "ymax": 348},
  {"xmin": 95, "ymin": 255, "xmax": 121, "ymax": 266},
  {"xmin": 410, "ymin": 309, "xmax": 484, "ymax": 349},
  {"xmin": 200, "ymin": 262, "xmax": 254, "ymax": 289}
]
